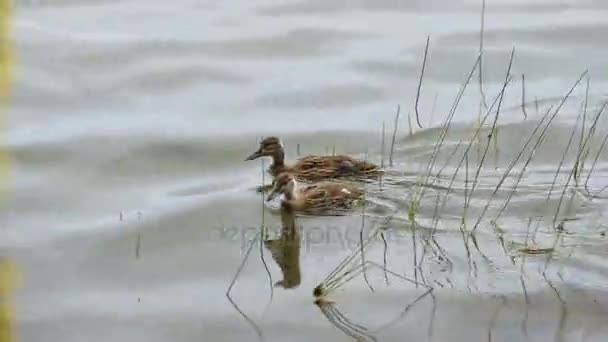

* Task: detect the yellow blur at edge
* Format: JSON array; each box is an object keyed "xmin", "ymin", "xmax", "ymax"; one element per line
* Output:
[
  {"xmin": 0, "ymin": 0, "xmax": 16, "ymax": 342},
  {"xmin": 0, "ymin": 0, "xmax": 12, "ymax": 192},
  {"xmin": 0, "ymin": 259, "xmax": 18, "ymax": 342}
]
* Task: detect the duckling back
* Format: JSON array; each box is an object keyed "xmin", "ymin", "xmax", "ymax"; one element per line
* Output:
[
  {"xmin": 294, "ymin": 180, "xmax": 365, "ymax": 216},
  {"xmin": 291, "ymin": 155, "xmax": 381, "ymax": 181}
]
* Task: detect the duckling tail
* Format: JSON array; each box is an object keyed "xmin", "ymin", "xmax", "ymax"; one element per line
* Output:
[
  {"xmin": 336, "ymin": 160, "xmax": 382, "ymax": 177},
  {"xmin": 354, "ymin": 161, "xmax": 383, "ymax": 174}
]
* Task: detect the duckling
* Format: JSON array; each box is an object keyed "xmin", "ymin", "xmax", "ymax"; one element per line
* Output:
[
  {"xmin": 267, "ymin": 172, "xmax": 364, "ymax": 216},
  {"xmin": 245, "ymin": 136, "xmax": 382, "ymax": 182}
]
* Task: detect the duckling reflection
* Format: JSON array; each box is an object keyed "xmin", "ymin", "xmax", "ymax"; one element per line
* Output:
[{"xmin": 263, "ymin": 194, "xmax": 301, "ymax": 289}]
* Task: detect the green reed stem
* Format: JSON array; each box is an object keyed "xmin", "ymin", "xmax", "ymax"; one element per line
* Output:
[
  {"xmin": 473, "ymin": 69, "xmax": 588, "ymax": 234},
  {"xmin": 415, "ymin": 36, "xmax": 430, "ymax": 129}
]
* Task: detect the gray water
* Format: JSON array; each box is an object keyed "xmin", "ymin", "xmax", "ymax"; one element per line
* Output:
[{"xmin": 3, "ymin": 1, "xmax": 608, "ymax": 341}]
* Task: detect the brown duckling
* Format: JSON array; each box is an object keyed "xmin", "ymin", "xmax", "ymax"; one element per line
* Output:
[
  {"xmin": 266, "ymin": 172, "xmax": 365, "ymax": 216},
  {"xmin": 245, "ymin": 136, "xmax": 382, "ymax": 182}
]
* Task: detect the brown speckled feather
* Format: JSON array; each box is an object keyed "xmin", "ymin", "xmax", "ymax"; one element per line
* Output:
[
  {"xmin": 272, "ymin": 155, "xmax": 381, "ymax": 182},
  {"xmin": 246, "ymin": 136, "xmax": 382, "ymax": 183},
  {"xmin": 275, "ymin": 177, "xmax": 365, "ymax": 216}
]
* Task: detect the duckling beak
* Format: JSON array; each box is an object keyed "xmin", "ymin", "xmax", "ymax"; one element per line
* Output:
[
  {"xmin": 245, "ymin": 150, "xmax": 262, "ymax": 161},
  {"xmin": 266, "ymin": 189, "xmax": 279, "ymax": 201}
]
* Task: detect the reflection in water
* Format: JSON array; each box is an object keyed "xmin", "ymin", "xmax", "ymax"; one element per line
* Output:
[
  {"xmin": 315, "ymin": 300, "xmax": 377, "ymax": 342},
  {"xmin": 315, "ymin": 287, "xmax": 435, "ymax": 342},
  {"xmin": 225, "ymin": 168, "xmax": 304, "ymax": 340},
  {"xmin": 519, "ymin": 273, "xmax": 531, "ymax": 340},
  {"xmin": 544, "ymin": 272, "xmax": 568, "ymax": 342},
  {"xmin": 487, "ymin": 295, "xmax": 508, "ymax": 342},
  {"xmin": 264, "ymin": 201, "xmax": 301, "ymax": 289},
  {"xmin": 225, "ymin": 230, "xmax": 264, "ymax": 341},
  {"xmin": 371, "ymin": 287, "xmax": 434, "ymax": 334}
]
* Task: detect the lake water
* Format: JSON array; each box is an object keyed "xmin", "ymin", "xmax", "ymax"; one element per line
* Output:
[{"xmin": 3, "ymin": 0, "xmax": 608, "ymax": 341}]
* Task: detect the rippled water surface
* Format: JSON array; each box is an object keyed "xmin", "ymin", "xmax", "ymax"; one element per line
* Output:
[{"xmin": 4, "ymin": 1, "xmax": 608, "ymax": 341}]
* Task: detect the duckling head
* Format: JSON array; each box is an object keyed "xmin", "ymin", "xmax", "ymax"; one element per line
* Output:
[
  {"xmin": 267, "ymin": 172, "xmax": 296, "ymax": 202},
  {"xmin": 245, "ymin": 136, "xmax": 284, "ymax": 161}
]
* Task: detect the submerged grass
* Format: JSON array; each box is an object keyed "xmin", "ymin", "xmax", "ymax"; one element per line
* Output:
[
  {"xmin": 258, "ymin": 156, "xmax": 274, "ymax": 313},
  {"xmin": 472, "ymin": 70, "xmax": 588, "ymax": 236},
  {"xmin": 493, "ymin": 105, "xmax": 554, "ymax": 227},
  {"xmin": 313, "ymin": 53, "xmax": 484, "ymax": 302},
  {"xmin": 465, "ymin": 48, "xmax": 515, "ymax": 225},
  {"xmin": 225, "ymin": 141, "xmax": 274, "ymax": 340},
  {"xmin": 276, "ymin": 3, "xmax": 608, "ymax": 339},
  {"xmin": 315, "ymin": 260, "xmax": 429, "ymax": 301},
  {"xmin": 578, "ymin": 100, "xmax": 608, "ymax": 197},
  {"xmin": 226, "ymin": 8, "xmax": 608, "ymax": 338},
  {"xmin": 225, "ymin": 231, "xmax": 264, "ymax": 340},
  {"xmin": 407, "ymin": 54, "xmax": 482, "ymax": 222},
  {"xmin": 582, "ymin": 128, "xmax": 608, "ymax": 197},
  {"xmin": 359, "ymin": 169, "xmax": 375, "ymax": 293},
  {"xmin": 315, "ymin": 300, "xmax": 378, "ymax": 342},
  {"xmin": 432, "ymin": 71, "xmax": 513, "ymax": 233}
]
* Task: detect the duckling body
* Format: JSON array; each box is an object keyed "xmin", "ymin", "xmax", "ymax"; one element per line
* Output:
[
  {"xmin": 246, "ymin": 137, "xmax": 381, "ymax": 182},
  {"xmin": 267, "ymin": 172, "xmax": 364, "ymax": 216}
]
